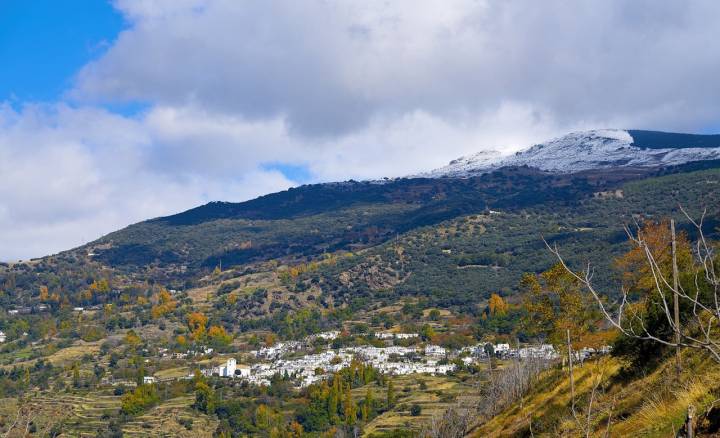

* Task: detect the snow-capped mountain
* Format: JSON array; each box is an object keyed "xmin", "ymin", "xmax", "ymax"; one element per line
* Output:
[{"xmin": 421, "ymin": 129, "xmax": 720, "ymax": 178}]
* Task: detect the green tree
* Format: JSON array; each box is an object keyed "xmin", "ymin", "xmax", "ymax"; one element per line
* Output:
[
  {"xmin": 362, "ymin": 388, "xmax": 374, "ymax": 422},
  {"xmin": 386, "ymin": 380, "xmax": 396, "ymax": 409},
  {"xmin": 410, "ymin": 404, "xmax": 422, "ymax": 416},
  {"xmin": 193, "ymin": 380, "xmax": 215, "ymax": 414}
]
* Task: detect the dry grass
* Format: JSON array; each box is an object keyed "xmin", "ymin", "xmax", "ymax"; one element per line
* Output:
[
  {"xmin": 360, "ymin": 374, "xmax": 474, "ymax": 437},
  {"xmin": 473, "ymin": 357, "xmax": 621, "ymax": 437},
  {"xmin": 47, "ymin": 341, "xmax": 101, "ymax": 365},
  {"xmin": 472, "ymin": 348, "xmax": 720, "ymax": 438}
]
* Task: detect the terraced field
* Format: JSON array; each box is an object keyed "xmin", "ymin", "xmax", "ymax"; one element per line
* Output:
[
  {"xmin": 360, "ymin": 374, "xmax": 481, "ymax": 436},
  {"xmin": 121, "ymin": 395, "xmax": 217, "ymax": 437},
  {"xmin": 2, "ymin": 391, "xmax": 216, "ymax": 437},
  {"xmin": 21, "ymin": 392, "xmax": 120, "ymax": 437}
]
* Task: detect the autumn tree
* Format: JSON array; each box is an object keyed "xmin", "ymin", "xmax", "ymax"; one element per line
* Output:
[
  {"xmin": 488, "ymin": 293, "xmax": 508, "ymax": 317},
  {"xmin": 193, "ymin": 379, "xmax": 215, "ymax": 414},
  {"xmin": 362, "ymin": 388, "xmax": 374, "ymax": 422},
  {"xmin": 39, "ymin": 285, "xmax": 49, "ymax": 301},
  {"xmin": 151, "ymin": 288, "xmax": 177, "ymax": 319},
  {"xmin": 207, "ymin": 325, "xmax": 233, "ymax": 348},
  {"xmin": 521, "ymin": 263, "xmax": 602, "ymax": 350},
  {"xmin": 176, "ymin": 335, "xmax": 188, "ymax": 347},
  {"xmin": 548, "ymin": 211, "xmax": 720, "ymax": 364},
  {"xmin": 124, "ymin": 330, "xmax": 142, "ymax": 347},
  {"xmin": 343, "ymin": 384, "xmax": 357, "ymax": 426},
  {"xmin": 187, "ymin": 312, "xmax": 208, "ymax": 340}
]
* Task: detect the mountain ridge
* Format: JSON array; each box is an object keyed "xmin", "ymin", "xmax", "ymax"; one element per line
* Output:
[{"xmin": 419, "ymin": 129, "xmax": 720, "ymax": 178}]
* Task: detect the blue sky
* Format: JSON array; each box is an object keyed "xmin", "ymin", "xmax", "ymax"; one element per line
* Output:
[
  {"xmin": 0, "ymin": 0, "xmax": 125, "ymax": 103},
  {"xmin": 1, "ymin": 0, "xmax": 720, "ymax": 261}
]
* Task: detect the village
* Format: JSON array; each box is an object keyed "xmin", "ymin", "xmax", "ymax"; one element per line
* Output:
[{"xmin": 190, "ymin": 330, "xmax": 609, "ymax": 388}]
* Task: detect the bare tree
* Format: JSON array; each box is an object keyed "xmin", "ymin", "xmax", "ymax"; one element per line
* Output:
[
  {"xmin": 476, "ymin": 356, "xmax": 551, "ymax": 419},
  {"xmin": 420, "ymin": 407, "xmax": 472, "ymax": 438},
  {"xmin": 547, "ymin": 208, "xmax": 720, "ymax": 363},
  {"xmin": 2, "ymin": 396, "xmax": 35, "ymax": 438}
]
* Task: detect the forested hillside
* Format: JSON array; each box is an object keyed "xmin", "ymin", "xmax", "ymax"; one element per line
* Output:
[{"xmin": 1, "ymin": 160, "xmax": 719, "ymax": 436}]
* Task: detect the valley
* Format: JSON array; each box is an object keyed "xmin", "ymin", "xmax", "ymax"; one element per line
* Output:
[{"xmin": 1, "ymin": 131, "xmax": 720, "ymax": 436}]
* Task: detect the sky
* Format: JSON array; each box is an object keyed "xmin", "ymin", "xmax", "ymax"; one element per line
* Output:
[{"xmin": 1, "ymin": 0, "xmax": 720, "ymax": 261}]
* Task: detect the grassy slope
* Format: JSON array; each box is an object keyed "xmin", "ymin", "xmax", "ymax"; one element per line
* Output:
[{"xmin": 472, "ymin": 349, "xmax": 720, "ymax": 437}]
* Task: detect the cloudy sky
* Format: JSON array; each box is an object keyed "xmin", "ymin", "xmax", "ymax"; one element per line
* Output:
[{"xmin": 1, "ymin": 0, "xmax": 719, "ymax": 261}]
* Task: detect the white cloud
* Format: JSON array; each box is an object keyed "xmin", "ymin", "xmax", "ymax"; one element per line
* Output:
[
  {"xmin": 2, "ymin": 0, "xmax": 720, "ymax": 259},
  {"xmin": 0, "ymin": 104, "xmax": 294, "ymax": 261},
  {"xmin": 73, "ymin": 0, "xmax": 720, "ymax": 135}
]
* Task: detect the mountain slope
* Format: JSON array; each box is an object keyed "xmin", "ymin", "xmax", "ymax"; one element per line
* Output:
[
  {"xmin": 422, "ymin": 129, "xmax": 720, "ymax": 178},
  {"xmin": 3, "ymin": 129, "xmax": 720, "ymax": 308},
  {"xmin": 88, "ymin": 166, "xmax": 648, "ymax": 276}
]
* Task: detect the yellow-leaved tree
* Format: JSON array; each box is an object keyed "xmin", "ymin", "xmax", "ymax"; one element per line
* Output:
[
  {"xmin": 488, "ymin": 293, "xmax": 508, "ymax": 317},
  {"xmin": 187, "ymin": 312, "xmax": 208, "ymax": 340},
  {"xmin": 521, "ymin": 263, "xmax": 604, "ymax": 350}
]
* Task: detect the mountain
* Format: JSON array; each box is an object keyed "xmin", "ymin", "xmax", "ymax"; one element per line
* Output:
[
  {"xmin": 2, "ymin": 130, "xmax": 720, "ymax": 438},
  {"xmin": 3, "ymin": 129, "xmax": 719, "ymax": 310},
  {"xmin": 421, "ymin": 129, "xmax": 720, "ymax": 178},
  {"xmin": 84, "ymin": 129, "xmax": 720, "ymax": 276}
]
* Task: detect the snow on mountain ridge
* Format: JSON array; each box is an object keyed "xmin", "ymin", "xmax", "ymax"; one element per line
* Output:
[{"xmin": 419, "ymin": 129, "xmax": 720, "ymax": 178}]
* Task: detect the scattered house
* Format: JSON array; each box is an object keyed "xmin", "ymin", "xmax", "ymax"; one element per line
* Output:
[
  {"xmin": 373, "ymin": 332, "xmax": 418, "ymax": 340},
  {"xmin": 8, "ymin": 310, "xmax": 18, "ymax": 316},
  {"xmin": 314, "ymin": 331, "xmax": 340, "ymax": 341},
  {"xmin": 494, "ymin": 343, "xmax": 510, "ymax": 355},
  {"xmin": 395, "ymin": 333, "xmax": 419, "ymax": 340},
  {"xmin": 0, "ymin": 331, "xmax": 6, "ymax": 343},
  {"xmin": 425, "ymin": 344, "xmax": 446, "ymax": 357},
  {"xmin": 73, "ymin": 307, "xmax": 84, "ymax": 312},
  {"xmin": 143, "ymin": 376, "xmax": 156, "ymax": 384},
  {"xmin": 188, "ymin": 346, "xmax": 214, "ymax": 356}
]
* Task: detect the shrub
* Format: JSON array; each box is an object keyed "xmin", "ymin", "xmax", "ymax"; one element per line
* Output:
[{"xmin": 410, "ymin": 404, "xmax": 422, "ymax": 416}]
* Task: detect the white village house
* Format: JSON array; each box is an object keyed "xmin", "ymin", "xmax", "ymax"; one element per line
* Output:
[{"xmin": 200, "ymin": 358, "xmax": 250, "ymax": 378}]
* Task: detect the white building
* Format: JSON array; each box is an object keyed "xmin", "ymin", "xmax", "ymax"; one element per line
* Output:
[
  {"xmin": 494, "ymin": 343, "xmax": 510, "ymax": 354},
  {"xmin": 143, "ymin": 376, "xmax": 156, "ymax": 384},
  {"xmin": 395, "ymin": 333, "xmax": 419, "ymax": 340},
  {"xmin": 235, "ymin": 364, "xmax": 251, "ymax": 377},
  {"xmin": 425, "ymin": 345, "xmax": 446, "ymax": 357},
  {"xmin": 0, "ymin": 331, "xmax": 5, "ymax": 343},
  {"xmin": 314, "ymin": 331, "xmax": 340, "ymax": 341},
  {"xmin": 202, "ymin": 358, "xmax": 237, "ymax": 377}
]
